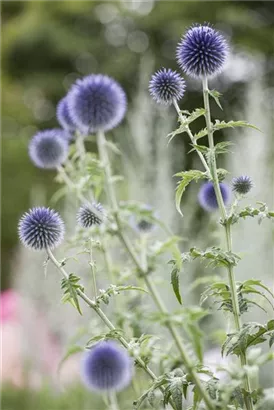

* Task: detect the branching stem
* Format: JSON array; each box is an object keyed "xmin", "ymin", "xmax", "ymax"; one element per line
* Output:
[
  {"xmin": 96, "ymin": 130, "xmax": 215, "ymax": 410},
  {"xmin": 202, "ymin": 77, "xmax": 254, "ymax": 410}
]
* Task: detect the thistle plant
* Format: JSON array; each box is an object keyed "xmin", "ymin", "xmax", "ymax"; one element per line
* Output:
[{"xmin": 17, "ymin": 23, "xmax": 274, "ymax": 410}]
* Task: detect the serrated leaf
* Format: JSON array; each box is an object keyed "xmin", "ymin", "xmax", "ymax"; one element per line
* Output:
[
  {"xmin": 194, "ymin": 120, "xmax": 260, "ymax": 141},
  {"xmin": 194, "ymin": 128, "xmax": 208, "ymax": 140},
  {"xmin": 214, "ymin": 141, "xmax": 234, "ymax": 156},
  {"xmin": 61, "ymin": 274, "xmax": 83, "ymax": 315},
  {"xmin": 269, "ymin": 332, "xmax": 274, "ymax": 348},
  {"xmin": 213, "ymin": 119, "xmax": 261, "ymax": 133},
  {"xmin": 222, "ymin": 322, "xmax": 271, "ymax": 357},
  {"xmin": 170, "ymin": 380, "xmax": 183, "ymax": 410},
  {"xmin": 96, "ymin": 285, "xmax": 148, "ymax": 305},
  {"xmin": 208, "ymin": 89, "xmax": 223, "ymax": 110},
  {"xmin": 171, "ymin": 265, "xmax": 182, "ymax": 305},
  {"xmin": 175, "ymin": 170, "xmax": 205, "ymax": 217}
]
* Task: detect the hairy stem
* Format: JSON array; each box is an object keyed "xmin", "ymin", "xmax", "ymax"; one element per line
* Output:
[
  {"xmin": 46, "ymin": 248, "xmax": 161, "ymax": 384},
  {"xmin": 202, "ymin": 77, "xmax": 254, "ymax": 410},
  {"xmin": 108, "ymin": 392, "xmax": 120, "ymax": 410},
  {"xmin": 96, "ymin": 130, "xmax": 215, "ymax": 410},
  {"xmin": 89, "ymin": 239, "xmax": 97, "ymax": 298}
]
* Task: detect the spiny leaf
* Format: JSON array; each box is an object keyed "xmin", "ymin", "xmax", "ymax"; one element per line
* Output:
[
  {"xmin": 208, "ymin": 89, "xmax": 223, "ymax": 110},
  {"xmin": 194, "ymin": 120, "xmax": 260, "ymax": 141},
  {"xmin": 61, "ymin": 273, "xmax": 83, "ymax": 315},
  {"xmin": 183, "ymin": 108, "xmax": 206, "ymax": 124},
  {"xmin": 182, "ymin": 246, "xmax": 241, "ymax": 269},
  {"xmin": 222, "ymin": 322, "xmax": 273, "ymax": 357},
  {"xmin": 96, "ymin": 285, "xmax": 148, "ymax": 305},
  {"xmin": 169, "ymin": 379, "xmax": 183, "ymax": 410},
  {"xmin": 175, "ymin": 170, "xmax": 205, "ymax": 217},
  {"xmin": 269, "ymin": 332, "xmax": 274, "ymax": 348},
  {"xmin": 213, "ymin": 119, "xmax": 261, "ymax": 133},
  {"xmin": 214, "ymin": 141, "xmax": 234, "ymax": 156}
]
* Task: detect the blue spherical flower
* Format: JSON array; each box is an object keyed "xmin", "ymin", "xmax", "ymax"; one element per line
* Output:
[
  {"xmin": 81, "ymin": 341, "xmax": 133, "ymax": 392},
  {"xmin": 18, "ymin": 207, "xmax": 65, "ymax": 250},
  {"xmin": 198, "ymin": 182, "xmax": 231, "ymax": 211},
  {"xmin": 77, "ymin": 203, "xmax": 104, "ymax": 228},
  {"xmin": 149, "ymin": 68, "xmax": 186, "ymax": 105},
  {"xmin": 67, "ymin": 74, "xmax": 127, "ymax": 134},
  {"xmin": 56, "ymin": 97, "xmax": 77, "ymax": 134},
  {"xmin": 177, "ymin": 24, "xmax": 228, "ymax": 78},
  {"xmin": 131, "ymin": 204, "xmax": 156, "ymax": 233},
  {"xmin": 29, "ymin": 129, "xmax": 69, "ymax": 169},
  {"xmin": 232, "ymin": 176, "xmax": 253, "ymax": 195}
]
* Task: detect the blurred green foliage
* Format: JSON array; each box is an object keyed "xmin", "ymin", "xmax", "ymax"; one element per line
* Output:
[{"xmin": 2, "ymin": 0, "xmax": 274, "ymax": 288}]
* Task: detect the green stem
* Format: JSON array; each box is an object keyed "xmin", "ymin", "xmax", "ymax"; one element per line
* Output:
[
  {"xmin": 89, "ymin": 239, "xmax": 97, "ymax": 298},
  {"xmin": 76, "ymin": 131, "xmax": 86, "ymax": 162},
  {"xmin": 96, "ymin": 130, "xmax": 215, "ymax": 410},
  {"xmin": 202, "ymin": 77, "xmax": 254, "ymax": 410},
  {"xmin": 56, "ymin": 166, "xmax": 104, "ymax": 223},
  {"xmin": 46, "ymin": 248, "xmax": 162, "ymax": 387},
  {"xmin": 108, "ymin": 392, "xmax": 120, "ymax": 410}
]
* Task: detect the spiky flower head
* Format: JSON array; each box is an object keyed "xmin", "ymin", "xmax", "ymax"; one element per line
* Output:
[
  {"xmin": 18, "ymin": 207, "xmax": 65, "ymax": 250},
  {"xmin": 80, "ymin": 340, "xmax": 133, "ymax": 392},
  {"xmin": 149, "ymin": 68, "xmax": 186, "ymax": 105},
  {"xmin": 131, "ymin": 204, "xmax": 156, "ymax": 233},
  {"xmin": 176, "ymin": 24, "xmax": 228, "ymax": 78},
  {"xmin": 29, "ymin": 129, "xmax": 69, "ymax": 169},
  {"xmin": 67, "ymin": 74, "xmax": 127, "ymax": 134},
  {"xmin": 77, "ymin": 202, "xmax": 104, "ymax": 228},
  {"xmin": 232, "ymin": 176, "xmax": 253, "ymax": 195},
  {"xmin": 56, "ymin": 97, "xmax": 77, "ymax": 134},
  {"xmin": 198, "ymin": 182, "xmax": 231, "ymax": 211}
]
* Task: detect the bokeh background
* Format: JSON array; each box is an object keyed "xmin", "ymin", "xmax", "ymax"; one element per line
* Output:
[{"xmin": 1, "ymin": 1, "xmax": 274, "ymax": 409}]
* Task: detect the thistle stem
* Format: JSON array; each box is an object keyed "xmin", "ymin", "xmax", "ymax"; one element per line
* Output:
[
  {"xmin": 173, "ymin": 99, "xmax": 210, "ymax": 175},
  {"xmin": 96, "ymin": 130, "xmax": 215, "ymax": 410},
  {"xmin": 202, "ymin": 77, "xmax": 254, "ymax": 410},
  {"xmin": 89, "ymin": 239, "xmax": 97, "ymax": 298},
  {"xmin": 46, "ymin": 248, "xmax": 161, "ymax": 385},
  {"xmin": 108, "ymin": 392, "xmax": 120, "ymax": 410},
  {"xmin": 76, "ymin": 131, "xmax": 86, "ymax": 162}
]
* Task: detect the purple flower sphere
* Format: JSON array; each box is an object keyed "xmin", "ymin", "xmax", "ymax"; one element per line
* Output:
[
  {"xmin": 81, "ymin": 341, "xmax": 133, "ymax": 392},
  {"xmin": 177, "ymin": 24, "xmax": 228, "ymax": 78},
  {"xmin": 29, "ymin": 129, "xmax": 69, "ymax": 169},
  {"xmin": 56, "ymin": 97, "xmax": 76, "ymax": 134},
  {"xmin": 18, "ymin": 207, "xmax": 65, "ymax": 250},
  {"xmin": 198, "ymin": 182, "xmax": 231, "ymax": 211},
  {"xmin": 232, "ymin": 176, "xmax": 253, "ymax": 195},
  {"xmin": 149, "ymin": 68, "xmax": 186, "ymax": 105},
  {"xmin": 67, "ymin": 75, "xmax": 127, "ymax": 134},
  {"xmin": 77, "ymin": 202, "xmax": 103, "ymax": 228}
]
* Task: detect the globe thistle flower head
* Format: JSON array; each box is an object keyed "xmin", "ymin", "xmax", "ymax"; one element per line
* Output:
[
  {"xmin": 77, "ymin": 202, "xmax": 104, "ymax": 228},
  {"xmin": 81, "ymin": 340, "xmax": 133, "ymax": 392},
  {"xmin": 149, "ymin": 68, "xmax": 186, "ymax": 105},
  {"xmin": 198, "ymin": 182, "xmax": 231, "ymax": 211},
  {"xmin": 131, "ymin": 204, "xmax": 156, "ymax": 233},
  {"xmin": 56, "ymin": 97, "xmax": 77, "ymax": 134},
  {"xmin": 232, "ymin": 176, "xmax": 253, "ymax": 195},
  {"xmin": 18, "ymin": 207, "xmax": 65, "ymax": 250},
  {"xmin": 29, "ymin": 129, "xmax": 69, "ymax": 169},
  {"xmin": 176, "ymin": 24, "xmax": 228, "ymax": 78},
  {"xmin": 67, "ymin": 74, "xmax": 127, "ymax": 134}
]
